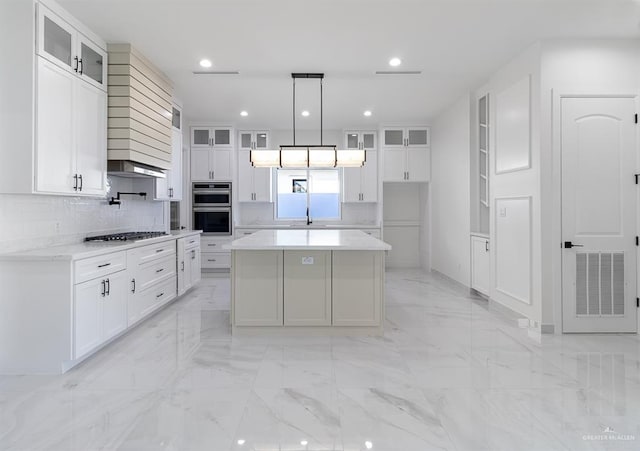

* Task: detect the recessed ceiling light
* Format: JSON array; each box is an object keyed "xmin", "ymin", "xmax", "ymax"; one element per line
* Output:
[
  {"xmin": 365, "ymin": 440, "xmax": 373, "ymax": 449},
  {"xmin": 364, "ymin": 110, "xmax": 372, "ymax": 117},
  {"xmin": 240, "ymin": 111, "xmax": 248, "ymax": 117},
  {"xmin": 301, "ymin": 110, "xmax": 310, "ymax": 117},
  {"xmin": 237, "ymin": 439, "xmax": 246, "ymax": 445},
  {"xmin": 389, "ymin": 57, "xmax": 402, "ymax": 67},
  {"xmin": 199, "ymin": 59, "xmax": 212, "ymax": 68},
  {"xmin": 300, "ymin": 440, "xmax": 308, "ymax": 446}
]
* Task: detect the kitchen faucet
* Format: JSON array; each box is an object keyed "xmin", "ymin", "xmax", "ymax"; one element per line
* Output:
[{"xmin": 306, "ymin": 207, "xmax": 313, "ymax": 226}]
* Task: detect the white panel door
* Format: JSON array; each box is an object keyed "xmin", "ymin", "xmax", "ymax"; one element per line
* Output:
[
  {"xmin": 75, "ymin": 80, "xmax": 106, "ymax": 196},
  {"xmin": 407, "ymin": 148, "xmax": 430, "ymax": 182},
  {"xmin": 360, "ymin": 150, "xmax": 378, "ymax": 202},
  {"xmin": 36, "ymin": 57, "xmax": 75, "ymax": 194},
  {"xmin": 383, "ymin": 148, "xmax": 406, "ymax": 182},
  {"xmin": 237, "ymin": 149, "xmax": 254, "ymax": 202},
  {"xmin": 74, "ymin": 278, "xmax": 103, "ymax": 359},
  {"xmin": 102, "ymin": 271, "xmax": 128, "ymax": 341},
  {"xmin": 190, "ymin": 148, "xmax": 211, "ymax": 181},
  {"xmin": 212, "ymin": 149, "xmax": 232, "ymax": 180},
  {"xmin": 562, "ymin": 96, "xmax": 637, "ymax": 333}
]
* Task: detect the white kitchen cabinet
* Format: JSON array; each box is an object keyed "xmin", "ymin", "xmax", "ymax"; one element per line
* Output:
[
  {"xmin": 238, "ymin": 149, "xmax": 272, "ymax": 202},
  {"xmin": 127, "ymin": 241, "xmax": 177, "ymax": 326},
  {"xmin": 74, "ymin": 268, "xmax": 127, "ymax": 360},
  {"xmin": 36, "ymin": 57, "xmax": 106, "ymax": 196},
  {"xmin": 383, "ymin": 127, "xmax": 429, "ymax": 148},
  {"xmin": 155, "ymin": 112, "xmax": 183, "ymax": 200},
  {"xmin": 238, "ymin": 130, "xmax": 269, "ymax": 151},
  {"xmin": 332, "ymin": 251, "xmax": 382, "ymax": 326},
  {"xmin": 232, "ymin": 250, "xmax": 284, "ymax": 326},
  {"xmin": 383, "ymin": 145, "xmax": 430, "ymax": 182},
  {"xmin": 201, "ymin": 236, "xmax": 232, "ymax": 269},
  {"xmin": 284, "ymin": 250, "xmax": 332, "ymax": 326},
  {"xmin": 343, "ymin": 150, "xmax": 378, "ymax": 202},
  {"xmin": 178, "ymin": 235, "xmax": 201, "ymax": 296},
  {"xmin": 190, "ymin": 126, "xmax": 233, "ymax": 148},
  {"xmin": 37, "ymin": 4, "xmax": 107, "ymax": 92},
  {"xmin": 345, "ymin": 131, "xmax": 376, "ymax": 150},
  {"xmin": 191, "ymin": 147, "xmax": 232, "ymax": 181},
  {"xmin": 471, "ymin": 234, "xmax": 490, "ymax": 296}
]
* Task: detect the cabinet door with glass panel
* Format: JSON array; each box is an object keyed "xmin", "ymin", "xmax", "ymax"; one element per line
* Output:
[
  {"xmin": 382, "ymin": 127, "xmax": 429, "ymax": 148},
  {"xmin": 345, "ymin": 131, "xmax": 376, "ymax": 151},
  {"xmin": 191, "ymin": 126, "xmax": 233, "ymax": 148},
  {"xmin": 239, "ymin": 131, "xmax": 269, "ymax": 150},
  {"xmin": 37, "ymin": 4, "xmax": 107, "ymax": 91}
]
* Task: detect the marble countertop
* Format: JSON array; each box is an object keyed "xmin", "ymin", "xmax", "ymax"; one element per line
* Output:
[
  {"xmin": 0, "ymin": 230, "xmax": 202, "ymax": 262},
  {"xmin": 225, "ymin": 229, "xmax": 391, "ymax": 251}
]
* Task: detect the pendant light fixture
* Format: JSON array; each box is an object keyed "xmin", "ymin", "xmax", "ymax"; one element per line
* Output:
[{"xmin": 250, "ymin": 73, "xmax": 366, "ymax": 168}]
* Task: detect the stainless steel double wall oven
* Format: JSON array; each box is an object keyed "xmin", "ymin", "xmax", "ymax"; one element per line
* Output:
[{"xmin": 192, "ymin": 182, "xmax": 232, "ymax": 235}]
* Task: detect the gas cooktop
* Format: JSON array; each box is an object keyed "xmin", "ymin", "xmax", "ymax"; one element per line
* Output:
[{"xmin": 85, "ymin": 231, "xmax": 168, "ymax": 242}]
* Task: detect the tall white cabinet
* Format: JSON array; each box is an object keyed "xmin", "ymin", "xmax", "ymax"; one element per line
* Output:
[
  {"xmin": 342, "ymin": 131, "xmax": 378, "ymax": 203},
  {"xmin": 382, "ymin": 127, "xmax": 430, "ymax": 182},
  {"xmin": 155, "ymin": 104, "xmax": 183, "ymax": 200},
  {"xmin": 0, "ymin": 0, "xmax": 107, "ymax": 196},
  {"xmin": 237, "ymin": 130, "xmax": 272, "ymax": 202}
]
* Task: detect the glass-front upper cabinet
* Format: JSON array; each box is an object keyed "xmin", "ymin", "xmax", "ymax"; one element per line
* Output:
[
  {"xmin": 191, "ymin": 127, "xmax": 234, "ymax": 148},
  {"xmin": 78, "ymin": 36, "xmax": 107, "ymax": 89},
  {"xmin": 238, "ymin": 131, "xmax": 269, "ymax": 150},
  {"xmin": 345, "ymin": 131, "xmax": 376, "ymax": 150},
  {"xmin": 37, "ymin": 4, "xmax": 107, "ymax": 91},
  {"xmin": 383, "ymin": 127, "xmax": 429, "ymax": 147}
]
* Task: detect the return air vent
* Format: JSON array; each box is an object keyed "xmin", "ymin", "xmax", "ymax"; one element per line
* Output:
[
  {"xmin": 576, "ymin": 252, "xmax": 624, "ymax": 316},
  {"xmin": 192, "ymin": 71, "xmax": 240, "ymax": 75},
  {"xmin": 375, "ymin": 71, "xmax": 422, "ymax": 75}
]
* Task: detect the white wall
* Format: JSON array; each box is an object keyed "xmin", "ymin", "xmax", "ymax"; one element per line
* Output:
[
  {"xmin": 488, "ymin": 42, "xmax": 542, "ymax": 323},
  {"xmin": 539, "ymin": 39, "xmax": 640, "ymax": 331},
  {"xmin": 430, "ymin": 93, "xmax": 472, "ymax": 285},
  {"xmin": 0, "ymin": 176, "xmax": 166, "ymax": 253}
]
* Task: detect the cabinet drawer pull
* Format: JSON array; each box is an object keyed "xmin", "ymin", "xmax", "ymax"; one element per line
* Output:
[
  {"xmin": 101, "ymin": 280, "xmax": 106, "ymax": 297},
  {"xmin": 156, "ymin": 268, "xmax": 164, "ymax": 273},
  {"xmin": 105, "ymin": 278, "xmax": 110, "ymax": 295},
  {"xmin": 73, "ymin": 174, "xmax": 78, "ymax": 191},
  {"xmin": 207, "ymin": 243, "xmax": 217, "ymax": 247},
  {"xmin": 78, "ymin": 58, "xmax": 83, "ymax": 75},
  {"xmin": 73, "ymin": 56, "xmax": 79, "ymax": 72},
  {"xmin": 156, "ymin": 292, "xmax": 164, "ymax": 299},
  {"xmin": 131, "ymin": 278, "xmax": 136, "ymax": 293},
  {"xmin": 208, "ymin": 259, "xmax": 217, "ymax": 262},
  {"xmin": 97, "ymin": 263, "xmax": 111, "ymax": 268},
  {"xmin": 155, "ymin": 249, "xmax": 164, "ymax": 253},
  {"xmin": 78, "ymin": 174, "xmax": 83, "ymax": 191},
  {"xmin": 181, "ymin": 261, "xmax": 185, "ymax": 271},
  {"xmin": 189, "ymin": 240, "xmax": 195, "ymax": 244}
]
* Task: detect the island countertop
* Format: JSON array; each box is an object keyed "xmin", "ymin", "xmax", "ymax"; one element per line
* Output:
[{"xmin": 225, "ymin": 229, "xmax": 391, "ymax": 251}]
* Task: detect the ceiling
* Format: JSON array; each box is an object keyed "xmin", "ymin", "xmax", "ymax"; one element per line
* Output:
[{"xmin": 59, "ymin": 0, "xmax": 640, "ymax": 129}]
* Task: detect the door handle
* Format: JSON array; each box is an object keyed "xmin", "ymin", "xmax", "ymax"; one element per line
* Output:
[
  {"xmin": 564, "ymin": 241, "xmax": 584, "ymax": 249},
  {"xmin": 131, "ymin": 278, "xmax": 136, "ymax": 293},
  {"xmin": 485, "ymin": 240, "xmax": 489, "ymax": 252}
]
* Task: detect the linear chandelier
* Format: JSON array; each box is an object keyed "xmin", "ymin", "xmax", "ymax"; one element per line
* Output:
[{"xmin": 250, "ymin": 73, "xmax": 366, "ymax": 168}]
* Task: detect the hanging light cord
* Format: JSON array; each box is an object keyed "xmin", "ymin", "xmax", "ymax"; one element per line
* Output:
[
  {"xmin": 293, "ymin": 77, "xmax": 296, "ymax": 146},
  {"xmin": 320, "ymin": 78, "xmax": 323, "ymax": 146}
]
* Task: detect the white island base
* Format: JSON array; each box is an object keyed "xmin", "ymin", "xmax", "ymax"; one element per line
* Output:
[{"xmin": 227, "ymin": 230, "xmax": 391, "ymax": 336}]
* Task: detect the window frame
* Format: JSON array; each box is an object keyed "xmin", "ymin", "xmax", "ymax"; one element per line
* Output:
[{"xmin": 274, "ymin": 167, "xmax": 342, "ymax": 222}]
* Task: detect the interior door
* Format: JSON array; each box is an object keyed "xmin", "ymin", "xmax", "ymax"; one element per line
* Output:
[{"xmin": 561, "ymin": 95, "xmax": 637, "ymax": 333}]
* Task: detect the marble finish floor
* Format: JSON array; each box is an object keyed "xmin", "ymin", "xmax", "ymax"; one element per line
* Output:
[{"xmin": 1, "ymin": 269, "xmax": 640, "ymax": 450}]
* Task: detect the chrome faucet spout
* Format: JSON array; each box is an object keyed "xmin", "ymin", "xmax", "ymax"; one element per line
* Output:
[{"xmin": 306, "ymin": 207, "xmax": 313, "ymax": 226}]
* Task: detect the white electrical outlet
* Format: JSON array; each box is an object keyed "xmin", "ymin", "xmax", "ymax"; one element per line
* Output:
[{"xmin": 302, "ymin": 256, "xmax": 314, "ymax": 265}]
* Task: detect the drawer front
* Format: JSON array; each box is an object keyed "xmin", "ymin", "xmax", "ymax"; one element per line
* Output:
[
  {"xmin": 129, "ymin": 240, "xmax": 176, "ymax": 266},
  {"xmin": 132, "ymin": 276, "xmax": 177, "ymax": 324},
  {"xmin": 135, "ymin": 255, "xmax": 177, "ymax": 293},
  {"xmin": 201, "ymin": 251, "xmax": 231, "ymax": 268},
  {"xmin": 75, "ymin": 251, "xmax": 127, "ymax": 284},
  {"xmin": 184, "ymin": 235, "xmax": 201, "ymax": 250}
]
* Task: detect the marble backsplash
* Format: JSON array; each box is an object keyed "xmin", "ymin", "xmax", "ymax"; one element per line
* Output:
[{"xmin": 0, "ymin": 176, "xmax": 167, "ymax": 253}]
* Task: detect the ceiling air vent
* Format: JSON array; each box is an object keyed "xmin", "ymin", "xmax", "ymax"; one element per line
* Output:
[
  {"xmin": 192, "ymin": 71, "xmax": 240, "ymax": 75},
  {"xmin": 375, "ymin": 71, "xmax": 422, "ymax": 75}
]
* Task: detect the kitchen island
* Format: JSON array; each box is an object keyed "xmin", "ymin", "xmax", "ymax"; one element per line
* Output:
[{"xmin": 226, "ymin": 229, "xmax": 391, "ymax": 335}]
